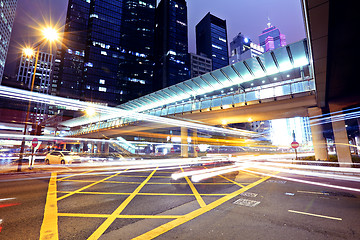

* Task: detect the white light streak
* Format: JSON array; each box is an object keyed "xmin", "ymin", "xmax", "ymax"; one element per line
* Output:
[
  {"xmin": 243, "ymin": 169, "xmax": 360, "ymax": 193},
  {"xmin": 191, "ymin": 166, "xmax": 243, "ymax": 182},
  {"xmin": 0, "ymin": 86, "xmax": 258, "ymax": 138}
]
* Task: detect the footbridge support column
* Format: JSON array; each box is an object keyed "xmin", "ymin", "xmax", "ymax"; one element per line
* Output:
[
  {"xmin": 97, "ymin": 142, "xmax": 102, "ymax": 153},
  {"xmin": 308, "ymin": 107, "xmax": 328, "ymax": 160},
  {"xmin": 104, "ymin": 142, "xmax": 109, "ymax": 154},
  {"xmin": 192, "ymin": 129, "xmax": 198, "ymax": 158},
  {"xmin": 181, "ymin": 127, "xmax": 188, "ymax": 158},
  {"xmin": 329, "ymin": 104, "xmax": 352, "ymax": 167}
]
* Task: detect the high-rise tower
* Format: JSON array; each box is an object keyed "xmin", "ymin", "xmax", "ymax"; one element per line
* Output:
[
  {"xmin": 154, "ymin": 0, "xmax": 189, "ymax": 90},
  {"xmin": 258, "ymin": 21, "xmax": 286, "ymax": 52},
  {"xmin": 196, "ymin": 12, "xmax": 229, "ymax": 70},
  {"xmin": 229, "ymin": 32, "xmax": 263, "ymax": 64},
  {"xmin": 56, "ymin": 0, "xmax": 155, "ymax": 106},
  {"xmin": 16, "ymin": 51, "xmax": 54, "ymax": 121},
  {"xmin": 0, "ymin": 0, "xmax": 17, "ymax": 83}
]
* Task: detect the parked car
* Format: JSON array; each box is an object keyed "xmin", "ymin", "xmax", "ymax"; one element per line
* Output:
[{"xmin": 45, "ymin": 151, "xmax": 81, "ymax": 165}]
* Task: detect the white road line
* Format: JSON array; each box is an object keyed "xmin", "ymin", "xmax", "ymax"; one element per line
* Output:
[
  {"xmin": 297, "ymin": 191, "xmax": 328, "ymax": 195},
  {"xmin": 288, "ymin": 210, "xmax": 342, "ymax": 221},
  {"xmin": 233, "ymin": 198, "xmax": 261, "ymax": 207},
  {"xmin": 239, "ymin": 192, "xmax": 258, "ymax": 198}
]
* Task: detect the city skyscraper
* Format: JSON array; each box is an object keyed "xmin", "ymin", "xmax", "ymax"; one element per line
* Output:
[
  {"xmin": 55, "ymin": 0, "xmax": 89, "ymax": 101},
  {"xmin": 196, "ymin": 12, "xmax": 229, "ymax": 71},
  {"xmin": 229, "ymin": 32, "xmax": 263, "ymax": 64},
  {"xmin": 154, "ymin": 0, "xmax": 189, "ymax": 90},
  {"xmin": 258, "ymin": 21, "xmax": 286, "ymax": 52},
  {"xmin": 117, "ymin": 0, "xmax": 156, "ymax": 101},
  {"xmin": 16, "ymin": 51, "xmax": 54, "ymax": 121},
  {"xmin": 56, "ymin": 0, "xmax": 156, "ymax": 106},
  {"xmin": 0, "ymin": 0, "xmax": 17, "ymax": 83},
  {"xmin": 189, "ymin": 52, "xmax": 212, "ymax": 78}
]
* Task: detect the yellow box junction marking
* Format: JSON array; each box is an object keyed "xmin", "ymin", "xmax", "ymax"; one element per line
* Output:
[
  {"xmin": 57, "ymin": 190, "xmax": 227, "ymax": 197},
  {"xmin": 58, "ymin": 213, "xmax": 181, "ymax": 219},
  {"xmin": 87, "ymin": 169, "xmax": 157, "ymax": 240},
  {"xmin": 57, "ymin": 170, "xmax": 127, "ymax": 201},
  {"xmin": 133, "ymin": 174, "xmax": 273, "ymax": 240},
  {"xmin": 184, "ymin": 176, "xmax": 206, "ymax": 207},
  {"xmin": 288, "ymin": 210, "xmax": 342, "ymax": 221},
  {"xmin": 40, "ymin": 172, "xmax": 59, "ymax": 240},
  {"xmin": 57, "ymin": 170, "xmax": 95, "ymax": 181}
]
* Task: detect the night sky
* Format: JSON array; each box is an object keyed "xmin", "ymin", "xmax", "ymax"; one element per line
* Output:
[{"xmin": 4, "ymin": 0, "xmax": 305, "ymax": 76}]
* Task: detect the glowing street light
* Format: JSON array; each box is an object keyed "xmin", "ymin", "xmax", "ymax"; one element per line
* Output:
[
  {"xmin": 23, "ymin": 48, "xmax": 34, "ymax": 57},
  {"xmin": 41, "ymin": 27, "xmax": 59, "ymax": 42}
]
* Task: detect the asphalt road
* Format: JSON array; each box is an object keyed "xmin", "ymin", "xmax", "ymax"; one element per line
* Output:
[{"xmin": 0, "ymin": 164, "xmax": 359, "ymax": 240}]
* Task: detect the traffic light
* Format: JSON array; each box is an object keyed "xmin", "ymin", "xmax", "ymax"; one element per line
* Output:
[{"xmin": 35, "ymin": 125, "xmax": 44, "ymax": 136}]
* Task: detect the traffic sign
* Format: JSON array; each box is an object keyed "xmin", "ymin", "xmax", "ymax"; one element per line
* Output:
[
  {"xmin": 32, "ymin": 138, "xmax": 39, "ymax": 148},
  {"xmin": 291, "ymin": 141, "xmax": 299, "ymax": 149}
]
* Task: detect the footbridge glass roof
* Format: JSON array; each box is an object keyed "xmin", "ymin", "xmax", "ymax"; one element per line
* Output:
[{"xmin": 120, "ymin": 39, "xmax": 309, "ymax": 113}]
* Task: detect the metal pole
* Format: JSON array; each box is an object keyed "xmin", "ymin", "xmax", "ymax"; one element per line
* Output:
[{"xmin": 18, "ymin": 46, "xmax": 40, "ymax": 172}]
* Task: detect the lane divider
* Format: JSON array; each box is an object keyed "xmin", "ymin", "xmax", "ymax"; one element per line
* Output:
[{"xmin": 40, "ymin": 172, "xmax": 58, "ymax": 240}]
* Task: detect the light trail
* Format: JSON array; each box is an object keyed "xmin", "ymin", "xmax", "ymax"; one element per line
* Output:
[
  {"xmin": 171, "ymin": 165, "xmax": 236, "ymax": 180},
  {"xmin": 0, "ymin": 86, "xmax": 258, "ymax": 138},
  {"xmin": 234, "ymin": 159, "xmax": 360, "ymax": 173},
  {"xmin": 243, "ymin": 169, "xmax": 360, "ymax": 193},
  {"xmin": 191, "ymin": 166, "xmax": 244, "ymax": 182},
  {"xmin": 309, "ymin": 107, "xmax": 360, "ymax": 126},
  {"xmin": 240, "ymin": 163, "xmax": 360, "ymax": 182}
]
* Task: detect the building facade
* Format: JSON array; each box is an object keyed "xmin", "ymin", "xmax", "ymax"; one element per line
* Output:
[
  {"xmin": 56, "ymin": 0, "xmax": 156, "ymax": 106},
  {"xmin": 117, "ymin": 0, "xmax": 156, "ymax": 101},
  {"xmin": 55, "ymin": 0, "xmax": 90, "ymax": 101},
  {"xmin": 196, "ymin": 12, "xmax": 229, "ymax": 71},
  {"xmin": 16, "ymin": 51, "xmax": 54, "ymax": 121},
  {"xmin": 258, "ymin": 22, "xmax": 286, "ymax": 52},
  {"xmin": 229, "ymin": 32, "xmax": 264, "ymax": 64},
  {"xmin": 0, "ymin": 0, "xmax": 17, "ymax": 83},
  {"xmin": 189, "ymin": 52, "xmax": 212, "ymax": 78},
  {"xmin": 154, "ymin": 0, "xmax": 189, "ymax": 90}
]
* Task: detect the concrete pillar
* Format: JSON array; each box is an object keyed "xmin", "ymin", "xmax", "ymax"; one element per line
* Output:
[
  {"xmin": 181, "ymin": 127, "xmax": 188, "ymax": 158},
  {"xmin": 91, "ymin": 143, "xmax": 95, "ymax": 153},
  {"xmin": 97, "ymin": 142, "xmax": 102, "ymax": 153},
  {"xmin": 104, "ymin": 142, "xmax": 109, "ymax": 155},
  {"xmin": 329, "ymin": 105, "xmax": 352, "ymax": 167},
  {"xmin": 193, "ymin": 129, "xmax": 198, "ymax": 158},
  {"xmin": 308, "ymin": 107, "xmax": 328, "ymax": 160}
]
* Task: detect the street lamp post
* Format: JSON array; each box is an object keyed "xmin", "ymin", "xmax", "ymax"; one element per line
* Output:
[{"xmin": 17, "ymin": 27, "xmax": 59, "ymax": 172}]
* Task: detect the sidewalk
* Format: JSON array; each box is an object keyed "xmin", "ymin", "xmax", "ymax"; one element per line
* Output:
[{"xmin": 0, "ymin": 163, "xmax": 56, "ymax": 175}]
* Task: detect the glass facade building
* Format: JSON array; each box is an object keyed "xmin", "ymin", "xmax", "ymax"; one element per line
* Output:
[
  {"xmin": 154, "ymin": 0, "xmax": 189, "ymax": 90},
  {"xmin": 0, "ymin": 0, "xmax": 17, "ymax": 83},
  {"xmin": 258, "ymin": 23, "xmax": 286, "ymax": 52},
  {"xmin": 196, "ymin": 13, "xmax": 229, "ymax": 71},
  {"xmin": 230, "ymin": 32, "xmax": 263, "ymax": 64},
  {"xmin": 16, "ymin": 51, "xmax": 54, "ymax": 121},
  {"xmin": 55, "ymin": 0, "xmax": 90, "ymax": 100},
  {"xmin": 117, "ymin": 0, "xmax": 156, "ymax": 101},
  {"xmin": 56, "ymin": 0, "xmax": 155, "ymax": 106}
]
